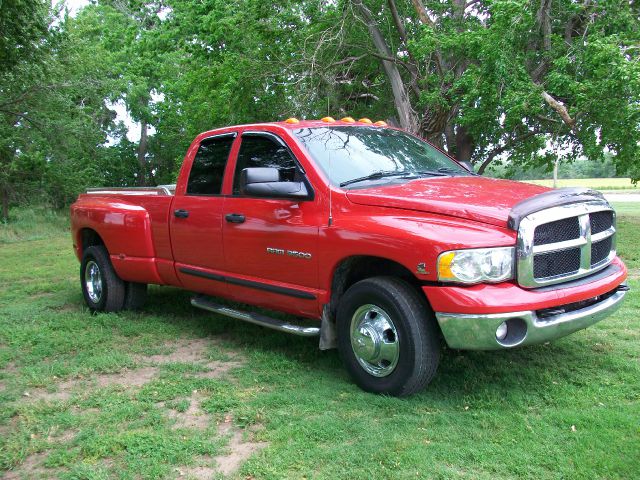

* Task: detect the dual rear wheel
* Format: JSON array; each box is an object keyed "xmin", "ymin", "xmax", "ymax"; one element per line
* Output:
[{"xmin": 80, "ymin": 246, "xmax": 147, "ymax": 312}]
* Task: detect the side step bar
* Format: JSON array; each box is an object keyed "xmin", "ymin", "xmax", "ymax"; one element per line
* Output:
[{"xmin": 191, "ymin": 296, "xmax": 320, "ymax": 337}]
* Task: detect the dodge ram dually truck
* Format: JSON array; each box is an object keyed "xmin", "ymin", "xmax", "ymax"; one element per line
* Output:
[{"xmin": 70, "ymin": 117, "xmax": 629, "ymax": 396}]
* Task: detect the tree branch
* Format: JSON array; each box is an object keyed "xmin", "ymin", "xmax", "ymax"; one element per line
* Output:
[
  {"xmin": 537, "ymin": 0, "xmax": 552, "ymax": 52},
  {"xmin": 477, "ymin": 131, "xmax": 538, "ymax": 174},
  {"xmin": 541, "ymin": 91, "xmax": 576, "ymax": 130},
  {"xmin": 352, "ymin": 0, "xmax": 419, "ymax": 132},
  {"xmin": 329, "ymin": 55, "xmax": 367, "ymax": 67},
  {"xmin": 465, "ymin": 0, "xmax": 483, "ymax": 10},
  {"xmin": 410, "ymin": 0, "xmax": 436, "ymax": 28},
  {"xmin": 0, "ymin": 109, "xmax": 43, "ymax": 129},
  {"xmin": 387, "ymin": 0, "xmax": 408, "ymax": 44},
  {"xmin": 409, "ymin": 0, "xmax": 445, "ymax": 75}
]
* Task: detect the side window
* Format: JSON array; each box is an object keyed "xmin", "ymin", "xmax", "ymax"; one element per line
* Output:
[
  {"xmin": 233, "ymin": 135, "xmax": 298, "ymax": 195},
  {"xmin": 186, "ymin": 135, "xmax": 235, "ymax": 195}
]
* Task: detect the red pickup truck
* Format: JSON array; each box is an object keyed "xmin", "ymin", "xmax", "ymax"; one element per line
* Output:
[{"xmin": 71, "ymin": 118, "xmax": 628, "ymax": 396}]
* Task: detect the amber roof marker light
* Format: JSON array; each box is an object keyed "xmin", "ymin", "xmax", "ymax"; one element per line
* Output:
[
  {"xmin": 358, "ymin": 118, "xmax": 373, "ymax": 124},
  {"xmin": 284, "ymin": 117, "xmax": 300, "ymax": 124},
  {"xmin": 374, "ymin": 120, "xmax": 388, "ymax": 126},
  {"xmin": 321, "ymin": 116, "xmax": 336, "ymax": 123},
  {"xmin": 340, "ymin": 116, "xmax": 356, "ymax": 123}
]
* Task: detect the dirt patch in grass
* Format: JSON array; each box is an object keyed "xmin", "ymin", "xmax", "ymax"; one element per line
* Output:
[
  {"xmin": 166, "ymin": 391, "xmax": 210, "ymax": 430},
  {"xmin": 47, "ymin": 427, "xmax": 77, "ymax": 443},
  {"xmin": 166, "ymin": 391, "xmax": 267, "ymax": 477},
  {"xmin": 95, "ymin": 366, "xmax": 159, "ymax": 388},
  {"xmin": 3, "ymin": 451, "xmax": 59, "ymax": 480},
  {"xmin": 175, "ymin": 420, "xmax": 267, "ymax": 479},
  {"xmin": 22, "ymin": 337, "xmax": 243, "ymax": 403},
  {"xmin": 214, "ymin": 416, "xmax": 267, "ymax": 477},
  {"xmin": 141, "ymin": 338, "xmax": 245, "ymax": 379},
  {"xmin": 142, "ymin": 338, "xmax": 215, "ymax": 364},
  {"xmin": 0, "ymin": 361, "xmax": 16, "ymax": 392},
  {"xmin": 175, "ymin": 461, "xmax": 217, "ymax": 479}
]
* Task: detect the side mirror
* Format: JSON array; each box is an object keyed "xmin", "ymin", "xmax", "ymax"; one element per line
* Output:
[{"xmin": 241, "ymin": 167, "xmax": 310, "ymax": 199}]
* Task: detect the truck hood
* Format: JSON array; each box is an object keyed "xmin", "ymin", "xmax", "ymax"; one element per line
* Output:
[{"xmin": 345, "ymin": 177, "xmax": 549, "ymax": 228}]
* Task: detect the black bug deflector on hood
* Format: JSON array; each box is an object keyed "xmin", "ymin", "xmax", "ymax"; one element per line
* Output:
[{"xmin": 507, "ymin": 187, "xmax": 607, "ymax": 231}]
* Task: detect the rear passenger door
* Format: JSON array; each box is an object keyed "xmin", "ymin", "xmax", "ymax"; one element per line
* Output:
[{"xmin": 170, "ymin": 133, "xmax": 236, "ymax": 296}]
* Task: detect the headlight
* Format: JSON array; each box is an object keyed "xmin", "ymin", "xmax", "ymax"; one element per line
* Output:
[{"xmin": 437, "ymin": 247, "xmax": 514, "ymax": 284}]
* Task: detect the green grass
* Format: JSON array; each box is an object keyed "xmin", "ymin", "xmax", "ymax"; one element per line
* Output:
[
  {"xmin": 526, "ymin": 177, "xmax": 638, "ymax": 191},
  {"xmin": 0, "ymin": 207, "xmax": 638, "ymax": 479},
  {"xmin": 0, "ymin": 206, "xmax": 70, "ymax": 244}
]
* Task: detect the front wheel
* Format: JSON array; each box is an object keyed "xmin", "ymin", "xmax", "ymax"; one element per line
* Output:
[
  {"xmin": 337, "ymin": 276, "xmax": 440, "ymax": 397},
  {"xmin": 80, "ymin": 246, "xmax": 126, "ymax": 312}
]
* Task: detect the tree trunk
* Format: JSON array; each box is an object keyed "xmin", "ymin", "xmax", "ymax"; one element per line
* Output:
[
  {"xmin": 137, "ymin": 118, "xmax": 148, "ymax": 186},
  {"xmin": 455, "ymin": 126, "xmax": 474, "ymax": 162},
  {"xmin": 353, "ymin": 0, "xmax": 419, "ymax": 134}
]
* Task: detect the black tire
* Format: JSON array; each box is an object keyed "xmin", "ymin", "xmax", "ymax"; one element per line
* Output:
[
  {"xmin": 124, "ymin": 282, "xmax": 147, "ymax": 310},
  {"xmin": 337, "ymin": 276, "xmax": 440, "ymax": 397},
  {"xmin": 80, "ymin": 245, "xmax": 126, "ymax": 312}
]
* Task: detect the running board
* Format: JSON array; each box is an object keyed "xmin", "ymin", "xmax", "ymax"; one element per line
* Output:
[{"xmin": 191, "ymin": 296, "xmax": 320, "ymax": 337}]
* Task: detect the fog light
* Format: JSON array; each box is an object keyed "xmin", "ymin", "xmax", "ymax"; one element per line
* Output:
[{"xmin": 496, "ymin": 321, "xmax": 508, "ymax": 341}]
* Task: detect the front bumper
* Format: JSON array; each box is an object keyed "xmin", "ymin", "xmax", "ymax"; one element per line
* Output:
[{"xmin": 435, "ymin": 286, "xmax": 627, "ymax": 349}]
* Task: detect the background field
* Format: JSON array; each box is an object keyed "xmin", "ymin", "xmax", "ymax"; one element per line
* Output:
[
  {"xmin": 0, "ymin": 204, "xmax": 638, "ymax": 479},
  {"xmin": 526, "ymin": 178, "xmax": 638, "ymax": 191}
]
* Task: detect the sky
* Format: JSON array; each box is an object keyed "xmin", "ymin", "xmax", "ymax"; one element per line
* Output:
[
  {"xmin": 53, "ymin": 0, "xmax": 151, "ymax": 143},
  {"xmin": 60, "ymin": 0, "xmax": 90, "ymax": 16}
]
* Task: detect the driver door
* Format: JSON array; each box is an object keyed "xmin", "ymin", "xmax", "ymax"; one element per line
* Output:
[{"xmin": 222, "ymin": 132, "xmax": 322, "ymax": 317}]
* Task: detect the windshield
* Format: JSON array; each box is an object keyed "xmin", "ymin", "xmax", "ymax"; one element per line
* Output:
[{"xmin": 292, "ymin": 126, "xmax": 469, "ymax": 187}]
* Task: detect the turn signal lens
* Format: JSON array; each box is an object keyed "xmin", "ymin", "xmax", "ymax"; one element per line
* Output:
[
  {"xmin": 285, "ymin": 117, "xmax": 299, "ymax": 124},
  {"xmin": 321, "ymin": 116, "xmax": 336, "ymax": 123},
  {"xmin": 437, "ymin": 252, "xmax": 456, "ymax": 280}
]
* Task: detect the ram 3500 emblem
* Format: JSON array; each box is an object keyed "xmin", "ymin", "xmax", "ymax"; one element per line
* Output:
[{"xmin": 266, "ymin": 247, "xmax": 312, "ymax": 259}]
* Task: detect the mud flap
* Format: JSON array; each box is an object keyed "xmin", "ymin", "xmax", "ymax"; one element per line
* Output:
[{"xmin": 319, "ymin": 304, "xmax": 337, "ymax": 350}]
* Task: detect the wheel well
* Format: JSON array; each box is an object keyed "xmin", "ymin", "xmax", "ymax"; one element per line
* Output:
[
  {"xmin": 80, "ymin": 229, "xmax": 105, "ymax": 256},
  {"xmin": 329, "ymin": 256, "xmax": 421, "ymax": 317}
]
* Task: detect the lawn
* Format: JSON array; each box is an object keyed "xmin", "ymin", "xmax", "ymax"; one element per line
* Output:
[
  {"xmin": 526, "ymin": 178, "xmax": 637, "ymax": 191},
  {"xmin": 0, "ymin": 206, "xmax": 638, "ymax": 479}
]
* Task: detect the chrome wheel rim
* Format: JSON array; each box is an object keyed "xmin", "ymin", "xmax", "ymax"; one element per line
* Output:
[
  {"xmin": 350, "ymin": 304, "xmax": 399, "ymax": 377},
  {"xmin": 85, "ymin": 260, "xmax": 103, "ymax": 304}
]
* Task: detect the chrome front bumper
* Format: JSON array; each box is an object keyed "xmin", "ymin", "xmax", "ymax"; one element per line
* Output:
[{"xmin": 435, "ymin": 286, "xmax": 627, "ymax": 350}]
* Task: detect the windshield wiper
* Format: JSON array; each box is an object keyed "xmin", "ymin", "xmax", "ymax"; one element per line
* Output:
[
  {"xmin": 339, "ymin": 170, "xmax": 414, "ymax": 187},
  {"xmin": 414, "ymin": 169, "xmax": 451, "ymax": 177}
]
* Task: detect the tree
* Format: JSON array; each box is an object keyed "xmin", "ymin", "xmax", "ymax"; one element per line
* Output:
[
  {"xmin": 0, "ymin": 1, "xmax": 135, "ymax": 220},
  {"xmin": 278, "ymin": 0, "xmax": 639, "ymax": 178}
]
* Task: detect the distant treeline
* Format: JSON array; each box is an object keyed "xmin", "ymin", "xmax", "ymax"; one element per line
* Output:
[{"xmin": 487, "ymin": 154, "xmax": 621, "ymax": 181}]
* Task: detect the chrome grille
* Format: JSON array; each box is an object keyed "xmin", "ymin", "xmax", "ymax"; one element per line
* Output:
[
  {"xmin": 517, "ymin": 201, "xmax": 616, "ymax": 288},
  {"xmin": 533, "ymin": 217, "xmax": 580, "ymax": 246},
  {"xmin": 591, "ymin": 236, "xmax": 613, "ymax": 266},
  {"xmin": 533, "ymin": 248, "xmax": 581, "ymax": 278},
  {"xmin": 590, "ymin": 211, "xmax": 614, "ymax": 235}
]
